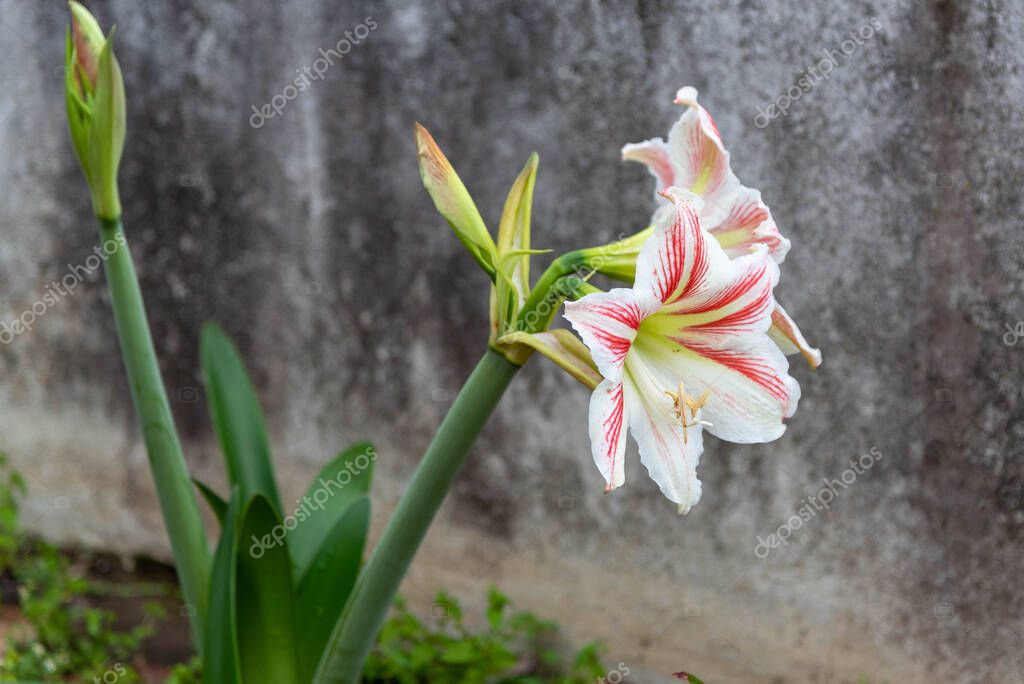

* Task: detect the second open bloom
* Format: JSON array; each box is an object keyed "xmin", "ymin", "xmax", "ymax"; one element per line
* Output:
[
  {"xmin": 564, "ymin": 188, "xmax": 799, "ymax": 513},
  {"xmin": 623, "ymin": 86, "xmax": 821, "ymax": 368}
]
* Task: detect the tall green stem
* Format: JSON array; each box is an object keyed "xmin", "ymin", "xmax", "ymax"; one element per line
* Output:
[
  {"xmin": 97, "ymin": 217, "xmax": 210, "ymax": 653},
  {"xmin": 315, "ymin": 349, "xmax": 519, "ymax": 683}
]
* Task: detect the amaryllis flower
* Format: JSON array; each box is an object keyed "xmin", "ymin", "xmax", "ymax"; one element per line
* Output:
[
  {"xmin": 622, "ymin": 86, "xmax": 821, "ymax": 368},
  {"xmin": 563, "ymin": 188, "xmax": 799, "ymax": 513}
]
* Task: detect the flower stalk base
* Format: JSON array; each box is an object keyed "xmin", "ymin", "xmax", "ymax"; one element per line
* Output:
[
  {"xmin": 315, "ymin": 349, "xmax": 519, "ymax": 683},
  {"xmin": 97, "ymin": 217, "xmax": 210, "ymax": 653}
]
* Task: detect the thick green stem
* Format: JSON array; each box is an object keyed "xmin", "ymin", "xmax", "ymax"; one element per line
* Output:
[
  {"xmin": 97, "ymin": 217, "xmax": 210, "ymax": 653},
  {"xmin": 314, "ymin": 349, "xmax": 519, "ymax": 683}
]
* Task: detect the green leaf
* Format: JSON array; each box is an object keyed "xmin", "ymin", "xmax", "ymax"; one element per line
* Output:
[
  {"xmin": 236, "ymin": 495, "xmax": 300, "ymax": 684},
  {"xmin": 294, "ymin": 497, "xmax": 370, "ymax": 681},
  {"xmin": 193, "ymin": 478, "xmax": 227, "ymax": 526},
  {"xmin": 440, "ymin": 640, "xmax": 478, "ymax": 665},
  {"xmin": 203, "ymin": 486, "xmax": 242, "ymax": 684},
  {"xmin": 486, "ymin": 587, "xmax": 509, "ymax": 631},
  {"xmin": 287, "ymin": 441, "xmax": 376, "ymax": 581},
  {"xmin": 200, "ymin": 322, "xmax": 283, "ymax": 515}
]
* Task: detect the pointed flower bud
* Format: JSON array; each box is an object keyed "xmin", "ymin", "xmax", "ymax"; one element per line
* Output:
[
  {"xmin": 65, "ymin": 2, "xmax": 125, "ymax": 220},
  {"xmin": 69, "ymin": 1, "xmax": 104, "ymax": 93},
  {"xmin": 415, "ymin": 123, "xmax": 498, "ymax": 278},
  {"xmin": 490, "ymin": 152, "xmax": 540, "ymax": 344}
]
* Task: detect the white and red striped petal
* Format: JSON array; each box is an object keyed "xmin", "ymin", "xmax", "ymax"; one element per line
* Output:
[
  {"xmin": 665, "ymin": 90, "xmax": 740, "ymax": 216},
  {"xmin": 707, "ymin": 187, "xmax": 791, "ymax": 263},
  {"xmin": 563, "ymin": 288, "xmax": 656, "ymax": 383},
  {"xmin": 659, "ymin": 249, "xmax": 779, "ymax": 348},
  {"xmin": 624, "ymin": 354, "xmax": 704, "ymax": 514},
  {"xmin": 634, "ymin": 188, "xmax": 735, "ymax": 308},
  {"xmin": 634, "ymin": 335, "xmax": 798, "ymax": 444},
  {"xmin": 621, "ymin": 138, "xmax": 676, "ymax": 192},
  {"xmin": 768, "ymin": 303, "xmax": 823, "ymax": 368},
  {"xmin": 588, "ymin": 379, "xmax": 630, "ymax": 492}
]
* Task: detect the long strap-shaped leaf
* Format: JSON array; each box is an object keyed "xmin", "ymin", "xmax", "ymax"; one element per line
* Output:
[
  {"xmin": 288, "ymin": 442, "xmax": 375, "ymax": 580},
  {"xmin": 288, "ymin": 443, "xmax": 375, "ymax": 681},
  {"xmin": 200, "ymin": 323, "xmax": 283, "ymax": 515},
  {"xmin": 203, "ymin": 486, "xmax": 242, "ymax": 683},
  {"xmin": 237, "ymin": 495, "xmax": 301, "ymax": 684},
  {"xmin": 295, "ymin": 498, "xmax": 370, "ymax": 681},
  {"xmin": 204, "ymin": 489, "xmax": 300, "ymax": 684},
  {"xmin": 193, "ymin": 478, "xmax": 227, "ymax": 526}
]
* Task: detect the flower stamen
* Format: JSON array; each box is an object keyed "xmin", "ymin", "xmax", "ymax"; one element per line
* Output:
[{"xmin": 663, "ymin": 381, "xmax": 712, "ymax": 443}]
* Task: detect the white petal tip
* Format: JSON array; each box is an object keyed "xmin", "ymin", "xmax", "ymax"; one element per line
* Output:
[
  {"xmin": 657, "ymin": 186, "xmax": 704, "ymax": 212},
  {"xmin": 674, "ymin": 86, "xmax": 699, "ymax": 107}
]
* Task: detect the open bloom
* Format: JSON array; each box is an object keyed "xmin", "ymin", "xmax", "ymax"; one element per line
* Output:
[
  {"xmin": 623, "ymin": 87, "xmax": 821, "ymax": 368},
  {"xmin": 564, "ymin": 188, "xmax": 799, "ymax": 513}
]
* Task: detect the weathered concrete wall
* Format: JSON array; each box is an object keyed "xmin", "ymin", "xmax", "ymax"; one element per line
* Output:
[{"xmin": 2, "ymin": 0, "xmax": 1024, "ymax": 681}]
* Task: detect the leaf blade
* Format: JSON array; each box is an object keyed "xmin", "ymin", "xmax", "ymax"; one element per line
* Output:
[
  {"xmin": 193, "ymin": 478, "xmax": 227, "ymax": 526},
  {"xmin": 200, "ymin": 322, "xmax": 283, "ymax": 515},
  {"xmin": 294, "ymin": 497, "xmax": 371, "ymax": 681},
  {"xmin": 236, "ymin": 495, "xmax": 300, "ymax": 684},
  {"xmin": 202, "ymin": 486, "xmax": 242, "ymax": 684},
  {"xmin": 288, "ymin": 441, "xmax": 376, "ymax": 581}
]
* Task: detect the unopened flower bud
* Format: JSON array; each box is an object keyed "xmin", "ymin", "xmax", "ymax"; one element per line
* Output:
[{"xmin": 64, "ymin": 2, "xmax": 126, "ymax": 220}]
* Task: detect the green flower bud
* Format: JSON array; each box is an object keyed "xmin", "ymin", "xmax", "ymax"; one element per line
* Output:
[
  {"xmin": 65, "ymin": 2, "xmax": 125, "ymax": 220},
  {"xmin": 415, "ymin": 123, "xmax": 499, "ymax": 278}
]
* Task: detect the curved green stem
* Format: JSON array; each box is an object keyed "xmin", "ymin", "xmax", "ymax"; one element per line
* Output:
[
  {"xmin": 517, "ymin": 251, "xmax": 585, "ymax": 331},
  {"xmin": 97, "ymin": 217, "xmax": 210, "ymax": 653},
  {"xmin": 314, "ymin": 349, "xmax": 519, "ymax": 683}
]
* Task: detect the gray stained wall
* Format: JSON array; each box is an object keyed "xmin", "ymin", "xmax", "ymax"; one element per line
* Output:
[{"xmin": 1, "ymin": 1, "xmax": 1023, "ymax": 682}]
